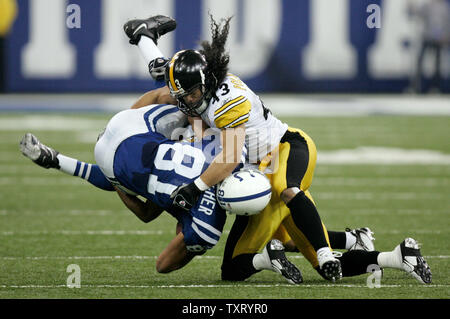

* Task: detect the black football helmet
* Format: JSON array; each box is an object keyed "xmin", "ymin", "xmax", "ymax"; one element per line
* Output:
[{"xmin": 165, "ymin": 50, "xmax": 214, "ymax": 116}]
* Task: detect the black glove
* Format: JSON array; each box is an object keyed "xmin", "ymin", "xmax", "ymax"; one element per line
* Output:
[
  {"xmin": 171, "ymin": 182, "xmax": 203, "ymax": 211},
  {"xmin": 148, "ymin": 57, "xmax": 169, "ymax": 81}
]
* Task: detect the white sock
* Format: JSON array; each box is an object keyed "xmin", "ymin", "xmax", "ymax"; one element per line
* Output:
[
  {"xmin": 57, "ymin": 154, "xmax": 77, "ymax": 175},
  {"xmin": 252, "ymin": 253, "xmax": 271, "ymax": 271},
  {"xmin": 377, "ymin": 246, "xmax": 402, "ymax": 269},
  {"xmin": 345, "ymin": 231, "xmax": 357, "ymax": 249},
  {"xmin": 137, "ymin": 36, "xmax": 165, "ymax": 65}
]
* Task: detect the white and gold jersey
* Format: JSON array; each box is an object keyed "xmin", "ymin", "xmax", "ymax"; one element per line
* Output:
[{"xmin": 201, "ymin": 74, "xmax": 288, "ymax": 163}]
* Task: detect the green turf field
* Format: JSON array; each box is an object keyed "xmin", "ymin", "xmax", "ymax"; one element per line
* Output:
[{"xmin": 0, "ymin": 113, "xmax": 449, "ymax": 299}]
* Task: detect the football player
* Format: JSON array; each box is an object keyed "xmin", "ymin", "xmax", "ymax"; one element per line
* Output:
[
  {"xmin": 125, "ymin": 14, "xmax": 342, "ymax": 281},
  {"xmin": 121, "ymin": 14, "xmax": 432, "ymax": 284},
  {"xmin": 19, "ymin": 104, "xmax": 302, "ymax": 283},
  {"xmin": 20, "ymin": 127, "xmax": 432, "ymax": 284}
]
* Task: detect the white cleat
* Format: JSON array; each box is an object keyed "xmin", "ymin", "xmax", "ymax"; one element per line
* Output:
[
  {"xmin": 19, "ymin": 133, "xmax": 60, "ymax": 169},
  {"xmin": 347, "ymin": 227, "xmax": 375, "ymax": 251},
  {"xmin": 396, "ymin": 238, "xmax": 432, "ymax": 284},
  {"xmin": 317, "ymin": 248, "xmax": 342, "ymax": 282}
]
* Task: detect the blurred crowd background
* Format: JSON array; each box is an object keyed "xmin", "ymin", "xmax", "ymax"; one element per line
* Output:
[{"xmin": 0, "ymin": 0, "xmax": 449, "ymax": 94}]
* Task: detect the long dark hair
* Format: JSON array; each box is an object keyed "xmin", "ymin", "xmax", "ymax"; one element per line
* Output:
[{"xmin": 200, "ymin": 15, "xmax": 232, "ymax": 100}]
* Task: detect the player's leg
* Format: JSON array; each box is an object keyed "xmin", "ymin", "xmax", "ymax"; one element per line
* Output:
[
  {"xmin": 336, "ymin": 238, "xmax": 432, "ymax": 284},
  {"xmin": 220, "ymin": 200, "xmax": 302, "ymax": 284},
  {"xmin": 275, "ymin": 224, "xmax": 375, "ymax": 252},
  {"xmin": 328, "ymin": 227, "xmax": 375, "ymax": 251},
  {"xmin": 19, "ymin": 133, "xmax": 114, "ymax": 191},
  {"xmin": 123, "ymin": 15, "xmax": 176, "ymax": 82},
  {"xmin": 270, "ymin": 128, "xmax": 341, "ymax": 281}
]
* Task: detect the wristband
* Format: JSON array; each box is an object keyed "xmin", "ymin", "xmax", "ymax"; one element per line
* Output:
[{"xmin": 194, "ymin": 177, "xmax": 209, "ymax": 191}]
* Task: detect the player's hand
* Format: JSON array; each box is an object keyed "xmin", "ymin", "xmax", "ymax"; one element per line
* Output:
[
  {"xmin": 171, "ymin": 182, "xmax": 202, "ymax": 211},
  {"xmin": 148, "ymin": 57, "xmax": 169, "ymax": 81}
]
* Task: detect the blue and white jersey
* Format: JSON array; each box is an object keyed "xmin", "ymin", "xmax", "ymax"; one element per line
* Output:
[{"xmin": 95, "ymin": 104, "xmax": 232, "ymax": 251}]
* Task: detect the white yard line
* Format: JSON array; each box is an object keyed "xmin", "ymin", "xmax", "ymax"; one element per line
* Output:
[
  {"xmin": 315, "ymin": 192, "xmax": 445, "ymax": 200},
  {"xmin": 0, "ymin": 255, "xmax": 448, "ymax": 261},
  {"xmin": 2, "ymin": 94, "xmax": 450, "ymax": 116},
  {"xmin": 0, "ymin": 229, "xmax": 446, "ymax": 236},
  {"xmin": 0, "ymin": 283, "xmax": 447, "ymax": 289},
  {"xmin": 0, "ymin": 230, "xmax": 165, "ymax": 236}
]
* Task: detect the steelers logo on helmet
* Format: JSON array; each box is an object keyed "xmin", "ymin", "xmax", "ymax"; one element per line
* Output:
[{"xmin": 165, "ymin": 50, "xmax": 211, "ymax": 117}]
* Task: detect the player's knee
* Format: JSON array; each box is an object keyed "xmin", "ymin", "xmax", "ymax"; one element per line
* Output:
[
  {"xmin": 221, "ymin": 254, "xmax": 259, "ymax": 281},
  {"xmin": 281, "ymin": 187, "xmax": 300, "ymax": 204}
]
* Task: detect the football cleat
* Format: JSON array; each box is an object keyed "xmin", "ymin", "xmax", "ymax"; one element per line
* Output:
[
  {"xmin": 346, "ymin": 227, "xmax": 375, "ymax": 251},
  {"xmin": 317, "ymin": 249, "xmax": 342, "ymax": 282},
  {"xmin": 19, "ymin": 133, "xmax": 60, "ymax": 169},
  {"xmin": 262, "ymin": 239, "xmax": 303, "ymax": 284},
  {"xmin": 123, "ymin": 15, "xmax": 176, "ymax": 45},
  {"xmin": 397, "ymin": 238, "xmax": 432, "ymax": 284}
]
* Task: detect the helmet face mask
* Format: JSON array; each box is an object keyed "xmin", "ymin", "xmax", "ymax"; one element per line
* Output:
[
  {"xmin": 165, "ymin": 50, "xmax": 211, "ymax": 117},
  {"xmin": 176, "ymin": 84, "xmax": 209, "ymax": 117}
]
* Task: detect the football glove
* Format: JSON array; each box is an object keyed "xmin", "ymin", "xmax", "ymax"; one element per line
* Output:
[
  {"xmin": 171, "ymin": 182, "xmax": 202, "ymax": 211},
  {"xmin": 148, "ymin": 57, "xmax": 169, "ymax": 81}
]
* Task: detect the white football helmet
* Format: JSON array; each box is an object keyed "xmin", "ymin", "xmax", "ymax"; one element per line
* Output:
[{"xmin": 217, "ymin": 169, "xmax": 272, "ymax": 216}]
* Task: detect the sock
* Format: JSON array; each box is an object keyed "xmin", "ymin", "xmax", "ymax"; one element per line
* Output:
[
  {"xmin": 338, "ymin": 250, "xmax": 380, "ymax": 277},
  {"xmin": 137, "ymin": 36, "xmax": 164, "ymax": 65},
  {"xmin": 345, "ymin": 231, "xmax": 357, "ymax": 249},
  {"xmin": 252, "ymin": 253, "xmax": 271, "ymax": 271},
  {"xmin": 57, "ymin": 154, "xmax": 114, "ymax": 191},
  {"xmin": 286, "ymin": 191, "xmax": 329, "ymax": 251},
  {"xmin": 327, "ymin": 231, "xmax": 347, "ymax": 249},
  {"xmin": 377, "ymin": 246, "xmax": 402, "ymax": 269}
]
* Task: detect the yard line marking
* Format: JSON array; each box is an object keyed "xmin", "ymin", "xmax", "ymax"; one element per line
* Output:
[
  {"xmin": 0, "ymin": 209, "xmax": 115, "ymax": 216},
  {"xmin": 344, "ymin": 208, "xmax": 449, "ymax": 216},
  {"xmin": 314, "ymin": 177, "xmax": 449, "ymax": 187},
  {"xmin": 0, "ymin": 230, "xmax": 165, "ymax": 236},
  {"xmin": 4, "ymin": 176, "xmax": 447, "ymax": 187},
  {"xmin": 0, "ymin": 283, "xmax": 448, "ymax": 289},
  {"xmin": 317, "ymin": 147, "xmax": 450, "ymax": 165},
  {"xmin": 0, "ymin": 230, "xmax": 447, "ymax": 236},
  {"xmin": 316, "ymin": 192, "xmax": 445, "ymax": 200},
  {"xmin": 0, "ymin": 229, "xmax": 446, "ymax": 236},
  {"xmin": 0, "ymin": 255, "xmax": 447, "ymax": 261},
  {"xmin": 0, "ymin": 177, "xmax": 85, "ymax": 186},
  {"xmin": 0, "ymin": 116, "xmax": 106, "ymax": 131}
]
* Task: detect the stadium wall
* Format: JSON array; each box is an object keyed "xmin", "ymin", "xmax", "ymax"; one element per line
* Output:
[{"xmin": 5, "ymin": 0, "xmax": 450, "ymax": 93}]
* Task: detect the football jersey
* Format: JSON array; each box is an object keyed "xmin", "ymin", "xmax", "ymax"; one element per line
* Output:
[
  {"xmin": 95, "ymin": 104, "xmax": 229, "ymax": 251},
  {"xmin": 201, "ymin": 73, "xmax": 288, "ymax": 164}
]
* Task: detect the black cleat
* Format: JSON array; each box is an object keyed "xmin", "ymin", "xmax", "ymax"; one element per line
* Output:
[
  {"xmin": 398, "ymin": 238, "xmax": 432, "ymax": 284},
  {"xmin": 123, "ymin": 15, "xmax": 176, "ymax": 45},
  {"xmin": 19, "ymin": 133, "xmax": 60, "ymax": 169},
  {"xmin": 262, "ymin": 239, "xmax": 303, "ymax": 284}
]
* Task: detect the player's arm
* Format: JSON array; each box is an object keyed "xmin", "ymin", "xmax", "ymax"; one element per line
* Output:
[
  {"xmin": 171, "ymin": 95, "xmax": 250, "ymax": 211},
  {"xmin": 171, "ymin": 125, "xmax": 246, "ymax": 211},
  {"xmin": 197, "ymin": 125, "xmax": 246, "ymax": 187},
  {"xmin": 156, "ymin": 232, "xmax": 196, "ymax": 273},
  {"xmin": 115, "ymin": 187, "xmax": 164, "ymax": 223},
  {"xmin": 131, "ymin": 86, "xmax": 177, "ymax": 109}
]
